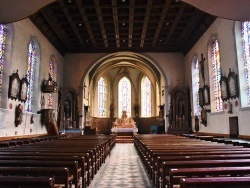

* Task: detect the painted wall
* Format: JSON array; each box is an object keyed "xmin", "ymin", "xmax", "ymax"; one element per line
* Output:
[
  {"xmin": 185, "ymin": 18, "xmax": 250, "ymax": 137},
  {"xmin": 0, "ymin": 18, "xmax": 64, "ymax": 138}
]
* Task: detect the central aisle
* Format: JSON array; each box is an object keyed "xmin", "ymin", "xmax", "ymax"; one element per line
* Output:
[{"xmin": 91, "ymin": 143, "xmax": 153, "ymax": 188}]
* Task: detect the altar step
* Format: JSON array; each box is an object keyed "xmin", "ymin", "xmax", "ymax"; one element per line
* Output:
[{"xmin": 116, "ymin": 136, "xmax": 134, "ymax": 143}]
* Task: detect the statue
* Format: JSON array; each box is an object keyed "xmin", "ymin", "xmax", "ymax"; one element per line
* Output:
[
  {"xmin": 110, "ymin": 104, "xmax": 115, "ymax": 119},
  {"xmin": 134, "ymin": 104, "xmax": 139, "ymax": 117},
  {"xmin": 15, "ymin": 104, "xmax": 23, "ymax": 127},
  {"xmin": 199, "ymin": 53, "xmax": 206, "ymax": 82}
]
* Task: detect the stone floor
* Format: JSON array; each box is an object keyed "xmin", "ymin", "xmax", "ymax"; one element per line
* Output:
[{"xmin": 90, "ymin": 143, "xmax": 153, "ymax": 188}]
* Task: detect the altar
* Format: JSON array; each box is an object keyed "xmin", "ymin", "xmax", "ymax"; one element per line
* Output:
[{"xmin": 111, "ymin": 111, "xmax": 138, "ymax": 136}]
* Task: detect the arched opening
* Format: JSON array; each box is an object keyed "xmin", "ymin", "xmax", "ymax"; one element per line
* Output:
[{"xmin": 80, "ymin": 52, "xmax": 168, "ymax": 134}]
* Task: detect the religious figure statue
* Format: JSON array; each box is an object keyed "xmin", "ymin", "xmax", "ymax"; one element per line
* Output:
[
  {"xmin": 110, "ymin": 104, "xmax": 115, "ymax": 119},
  {"xmin": 199, "ymin": 53, "xmax": 206, "ymax": 82},
  {"xmin": 15, "ymin": 104, "xmax": 23, "ymax": 127},
  {"xmin": 134, "ymin": 104, "xmax": 139, "ymax": 117}
]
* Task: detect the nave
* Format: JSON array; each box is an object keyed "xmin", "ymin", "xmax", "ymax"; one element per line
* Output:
[{"xmin": 91, "ymin": 143, "xmax": 153, "ymax": 188}]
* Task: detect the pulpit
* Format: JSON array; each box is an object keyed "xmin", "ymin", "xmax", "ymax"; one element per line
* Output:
[{"xmin": 41, "ymin": 109, "xmax": 59, "ymax": 135}]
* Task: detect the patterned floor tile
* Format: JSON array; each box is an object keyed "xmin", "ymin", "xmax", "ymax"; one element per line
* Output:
[{"xmin": 90, "ymin": 143, "xmax": 154, "ymax": 188}]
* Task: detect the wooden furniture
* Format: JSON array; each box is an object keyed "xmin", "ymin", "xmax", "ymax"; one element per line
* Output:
[
  {"xmin": 167, "ymin": 87, "xmax": 192, "ymax": 135},
  {"xmin": 58, "ymin": 88, "xmax": 80, "ymax": 129},
  {"xmin": 41, "ymin": 109, "xmax": 59, "ymax": 135}
]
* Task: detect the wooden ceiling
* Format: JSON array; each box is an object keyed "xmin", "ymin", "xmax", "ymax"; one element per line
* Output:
[{"xmin": 29, "ymin": 0, "xmax": 216, "ymax": 55}]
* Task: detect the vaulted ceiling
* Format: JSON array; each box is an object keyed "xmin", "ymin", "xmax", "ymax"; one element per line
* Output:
[{"xmin": 28, "ymin": 0, "xmax": 216, "ymax": 56}]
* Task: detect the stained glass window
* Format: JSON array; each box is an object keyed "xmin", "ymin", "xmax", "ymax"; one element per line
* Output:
[
  {"xmin": 48, "ymin": 58, "xmax": 55, "ymax": 108},
  {"xmin": 98, "ymin": 77, "xmax": 107, "ymax": 117},
  {"xmin": 192, "ymin": 56, "xmax": 201, "ymax": 115},
  {"xmin": 0, "ymin": 24, "xmax": 6, "ymax": 105},
  {"xmin": 211, "ymin": 39, "xmax": 223, "ymax": 111},
  {"xmin": 118, "ymin": 77, "xmax": 131, "ymax": 117},
  {"xmin": 242, "ymin": 21, "xmax": 250, "ymax": 106},
  {"xmin": 25, "ymin": 41, "xmax": 36, "ymax": 112},
  {"xmin": 141, "ymin": 76, "xmax": 151, "ymax": 117}
]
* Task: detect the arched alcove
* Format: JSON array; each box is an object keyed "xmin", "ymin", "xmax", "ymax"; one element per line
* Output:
[{"xmin": 80, "ymin": 52, "xmax": 168, "ymax": 134}]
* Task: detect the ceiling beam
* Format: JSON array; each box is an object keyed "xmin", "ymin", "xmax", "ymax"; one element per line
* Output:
[
  {"xmin": 58, "ymin": 0, "xmax": 85, "ymax": 48},
  {"xmin": 163, "ymin": 4, "xmax": 186, "ymax": 46},
  {"xmin": 140, "ymin": 0, "xmax": 153, "ymax": 48},
  {"xmin": 111, "ymin": 0, "xmax": 120, "ymax": 48},
  {"xmin": 76, "ymin": 0, "xmax": 96, "ymax": 48},
  {"xmin": 94, "ymin": 0, "xmax": 108, "ymax": 48},
  {"xmin": 128, "ymin": 0, "xmax": 135, "ymax": 48},
  {"xmin": 40, "ymin": 8, "xmax": 71, "ymax": 49},
  {"xmin": 152, "ymin": 0, "xmax": 171, "ymax": 46},
  {"xmin": 175, "ymin": 10, "xmax": 203, "ymax": 51}
]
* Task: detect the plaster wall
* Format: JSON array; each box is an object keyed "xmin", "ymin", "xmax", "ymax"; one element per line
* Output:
[
  {"xmin": 185, "ymin": 18, "xmax": 250, "ymax": 136},
  {"xmin": 0, "ymin": 18, "xmax": 64, "ymax": 138}
]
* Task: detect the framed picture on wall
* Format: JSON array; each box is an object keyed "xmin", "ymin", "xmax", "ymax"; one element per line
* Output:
[
  {"xmin": 203, "ymin": 85, "xmax": 210, "ymax": 105},
  {"xmin": 227, "ymin": 69, "xmax": 239, "ymax": 99},
  {"xmin": 220, "ymin": 75, "xmax": 229, "ymax": 101},
  {"xmin": 198, "ymin": 88, "xmax": 204, "ymax": 107},
  {"xmin": 8, "ymin": 70, "xmax": 20, "ymax": 100},
  {"xmin": 19, "ymin": 76, "xmax": 29, "ymax": 102}
]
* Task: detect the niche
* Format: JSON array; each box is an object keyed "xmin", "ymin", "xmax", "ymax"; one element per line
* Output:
[
  {"xmin": 167, "ymin": 87, "xmax": 192, "ymax": 135},
  {"xmin": 57, "ymin": 88, "xmax": 80, "ymax": 129},
  {"xmin": 229, "ymin": 116, "xmax": 239, "ymax": 138}
]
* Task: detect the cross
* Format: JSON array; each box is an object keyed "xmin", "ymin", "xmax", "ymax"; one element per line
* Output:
[
  {"xmin": 83, "ymin": 82, "xmax": 87, "ymax": 98},
  {"xmin": 200, "ymin": 53, "xmax": 206, "ymax": 81}
]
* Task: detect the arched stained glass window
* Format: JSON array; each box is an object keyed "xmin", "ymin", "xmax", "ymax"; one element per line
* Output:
[
  {"xmin": 211, "ymin": 39, "xmax": 223, "ymax": 111},
  {"xmin": 242, "ymin": 21, "xmax": 250, "ymax": 106},
  {"xmin": 0, "ymin": 24, "xmax": 6, "ymax": 105},
  {"xmin": 192, "ymin": 56, "xmax": 201, "ymax": 115},
  {"xmin": 25, "ymin": 41, "xmax": 36, "ymax": 112},
  {"xmin": 48, "ymin": 58, "xmax": 55, "ymax": 108},
  {"xmin": 98, "ymin": 77, "xmax": 107, "ymax": 117},
  {"xmin": 118, "ymin": 77, "xmax": 131, "ymax": 117},
  {"xmin": 141, "ymin": 76, "xmax": 151, "ymax": 117}
]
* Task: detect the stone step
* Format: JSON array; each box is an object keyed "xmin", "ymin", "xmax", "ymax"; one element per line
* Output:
[{"xmin": 116, "ymin": 136, "xmax": 134, "ymax": 143}]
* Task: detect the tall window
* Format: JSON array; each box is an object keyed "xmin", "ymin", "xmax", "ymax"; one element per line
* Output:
[
  {"xmin": 192, "ymin": 56, "xmax": 201, "ymax": 115},
  {"xmin": 0, "ymin": 24, "xmax": 6, "ymax": 105},
  {"xmin": 118, "ymin": 77, "xmax": 131, "ymax": 117},
  {"xmin": 25, "ymin": 41, "xmax": 36, "ymax": 112},
  {"xmin": 97, "ymin": 77, "xmax": 107, "ymax": 117},
  {"xmin": 48, "ymin": 57, "xmax": 56, "ymax": 108},
  {"xmin": 242, "ymin": 21, "xmax": 250, "ymax": 106},
  {"xmin": 211, "ymin": 39, "xmax": 223, "ymax": 111},
  {"xmin": 141, "ymin": 76, "xmax": 151, "ymax": 117}
]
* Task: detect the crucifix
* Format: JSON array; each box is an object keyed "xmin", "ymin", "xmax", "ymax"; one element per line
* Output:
[
  {"xmin": 200, "ymin": 53, "xmax": 206, "ymax": 82},
  {"xmin": 83, "ymin": 82, "xmax": 87, "ymax": 99}
]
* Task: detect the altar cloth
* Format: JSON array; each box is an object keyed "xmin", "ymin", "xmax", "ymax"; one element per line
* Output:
[{"xmin": 111, "ymin": 127, "xmax": 138, "ymax": 133}]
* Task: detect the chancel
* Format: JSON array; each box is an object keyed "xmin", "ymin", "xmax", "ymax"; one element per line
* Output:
[{"xmin": 1, "ymin": 0, "xmax": 250, "ymax": 187}]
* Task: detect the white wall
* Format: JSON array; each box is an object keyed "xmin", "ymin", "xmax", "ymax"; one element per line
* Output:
[
  {"xmin": 0, "ymin": 18, "xmax": 64, "ymax": 138},
  {"xmin": 185, "ymin": 18, "xmax": 250, "ymax": 136}
]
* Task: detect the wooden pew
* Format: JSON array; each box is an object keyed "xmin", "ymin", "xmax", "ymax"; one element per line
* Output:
[
  {"xmin": 0, "ymin": 160, "xmax": 80, "ymax": 188},
  {"xmin": 0, "ymin": 167, "xmax": 73, "ymax": 188},
  {"xmin": 169, "ymin": 166, "xmax": 250, "ymax": 188},
  {"xmin": 155, "ymin": 153, "xmax": 250, "ymax": 187},
  {"xmin": 161, "ymin": 159, "xmax": 250, "ymax": 188},
  {"xmin": 0, "ymin": 155, "xmax": 84, "ymax": 187},
  {"xmin": 0, "ymin": 148, "xmax": 94, "ymax": 184},
  {"xmin": 0, "ymin": 176, "xmax": 55, "ymax": 188},
  {"xmin": 179, "ymin": 177, "xmax": 250, "ymax": 188}
]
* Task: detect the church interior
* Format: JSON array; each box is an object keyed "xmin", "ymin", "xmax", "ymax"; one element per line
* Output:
[{"xmin": 1, "ymin": 0, "xmax": 250, "ymax": 187}]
